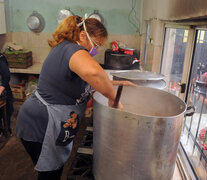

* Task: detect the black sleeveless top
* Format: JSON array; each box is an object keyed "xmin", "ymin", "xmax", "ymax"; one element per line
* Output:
[{"xmin": 37, "ymin": 41, "xmax": 88, "ymax": 105}]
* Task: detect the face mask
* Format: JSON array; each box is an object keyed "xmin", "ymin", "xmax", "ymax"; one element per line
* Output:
[
  {"xmin": 89, "ymin": 47, "xmax": 98, "ymax": 57},
  {"xmin": 77, "ymin": 40, "xmax": 98, "ymax": 57},
  {"xmin": 83, "ymin": 20, "xmax": 99, "ymax": 57}
]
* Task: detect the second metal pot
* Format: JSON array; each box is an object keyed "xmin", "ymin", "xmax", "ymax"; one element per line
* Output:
[{"xmin": 111, "ymin": 70, "xmax": 167, "ymax": 89}]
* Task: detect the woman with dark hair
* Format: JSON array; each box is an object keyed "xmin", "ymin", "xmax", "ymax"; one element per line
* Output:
[
  {"xmin": 16, "ymin": 15, "xmax": 133, "ymax": 180},
  {"xmin": 0, "ymin": 53, "xmax": 14, "ymax": 136}
]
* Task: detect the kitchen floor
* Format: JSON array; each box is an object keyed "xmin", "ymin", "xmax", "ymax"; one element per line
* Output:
[
  {"xmin": 0, "ymin": 104, "xmax": 183, "ymax": 180},
  {"xmin": 0, "ymin": 105, "xmax": 72, "ymax": 180}
]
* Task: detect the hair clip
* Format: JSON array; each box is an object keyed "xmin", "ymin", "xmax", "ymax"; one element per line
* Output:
[{"xmin": 76, "ymin": 16, "xmax": 81, "ymax": 24}]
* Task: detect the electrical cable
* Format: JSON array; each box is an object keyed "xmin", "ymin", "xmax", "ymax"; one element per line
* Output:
[{"xmin": 128, "ymin": 0, "xmax": 140, "ymax": 33}]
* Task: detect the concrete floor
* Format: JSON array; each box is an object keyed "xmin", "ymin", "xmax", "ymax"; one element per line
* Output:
[
  {"xmin": 0, "ymin": 110, "xmax": 37, "ymax": 180},
  {"xmin": 0, "ymin": 106, "xmax": 183, "ymax": 180}
]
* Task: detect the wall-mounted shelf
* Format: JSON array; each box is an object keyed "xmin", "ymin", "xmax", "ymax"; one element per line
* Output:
[{"xmin": 9, "ymin": 62, "xmax": 42, "ymax": 74}]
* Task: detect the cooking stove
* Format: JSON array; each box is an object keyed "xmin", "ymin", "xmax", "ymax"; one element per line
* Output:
[
  {"xmin": 67, "ymin": 117, "xmax": 94, "ymax": 180},
  {"xmin": 80, "ymin": 131, "xmax": 93, "ymax": 148},
  {"xmin": 67, "ymin": 153, "xmax": 94, "ymax": 180}
]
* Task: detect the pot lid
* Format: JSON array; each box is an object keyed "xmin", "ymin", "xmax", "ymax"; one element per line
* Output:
[
  {"xmin": 27, "ymin": 16, "xmax": 40, "ymax": 30},
  {"xmin": 111, "ymin": 70, "xmax": 165, "ymax": 81},
  {"xmin": 27, "ymin": 11, "xmax": 45, "ymax": 33},
  {"xmin": 89, "ymin": 10, "xmax": 104, "ymax": 24},
  {"xmin": 57, "ymin": 9, "xmax": 73, "ymax": 24},
  {"xmin": 133, "ymin": 79, "xmax": 167, "ymax": 89}
]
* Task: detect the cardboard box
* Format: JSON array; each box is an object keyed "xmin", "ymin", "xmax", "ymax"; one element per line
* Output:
[{"xmin": 10, "ymin": 84, "xmax": 25, "ymax": 100}]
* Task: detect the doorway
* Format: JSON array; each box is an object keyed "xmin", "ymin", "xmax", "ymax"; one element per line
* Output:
[{"xmin": 161, "ymin": 26, "xmax": 207, "ymax": 180}]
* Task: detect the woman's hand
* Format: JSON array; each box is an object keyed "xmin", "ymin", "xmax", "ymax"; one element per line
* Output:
[
  {"xmin": 111, "ymin": 80, "xmax": 136, "ymax": 87},
  {"xmin": 0, "ymin": 86, "xmax": 5, "ymax": 95},
  {"xmin": 108, "ymin": 99, "xmax": 123, "ymax": 109}
]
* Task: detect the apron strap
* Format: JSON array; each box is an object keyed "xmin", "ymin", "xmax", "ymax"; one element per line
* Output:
[{"xmin": 35, "ymin": 90, "xmax": 49, "ymax": 106}]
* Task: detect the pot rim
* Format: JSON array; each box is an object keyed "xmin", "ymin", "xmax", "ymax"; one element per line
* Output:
[{"xmin": 93, "ymin": 86, "xmax": 187, "ymax": 119}]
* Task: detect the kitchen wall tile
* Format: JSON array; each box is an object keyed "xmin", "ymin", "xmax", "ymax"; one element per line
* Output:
[{"xmin": 4, "ymin": 32, "xmax": 141, "ymax": 65}]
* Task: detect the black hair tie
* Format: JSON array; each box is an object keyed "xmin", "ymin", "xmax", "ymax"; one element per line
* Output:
[{"xmin": 76, "ymin": 16, "xmax": 81, "ymax": 24}]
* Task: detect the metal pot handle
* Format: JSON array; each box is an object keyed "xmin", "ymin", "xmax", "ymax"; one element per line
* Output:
[{"xmin": 185, "ymin": 106, "xmax": 195, "ymax": 117}]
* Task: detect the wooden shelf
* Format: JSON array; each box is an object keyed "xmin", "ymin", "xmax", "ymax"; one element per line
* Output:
[{"xmin": 9, "ymin": 62, "xmax": 42, "ymax": 74}]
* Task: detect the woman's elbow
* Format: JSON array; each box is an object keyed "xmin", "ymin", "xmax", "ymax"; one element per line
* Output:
[
  {"xmin": 84, "ymin": 68, "xmax": 100, "ymax": 78},
  {"xmin": 81, "ymin": 68, "xmax": 105, "ymax": 81}
]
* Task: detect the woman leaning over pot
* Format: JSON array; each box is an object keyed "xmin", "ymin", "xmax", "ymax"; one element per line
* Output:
[{"xmin": 16, "ymin": 15, "xmax": 134, "ymax": 180}]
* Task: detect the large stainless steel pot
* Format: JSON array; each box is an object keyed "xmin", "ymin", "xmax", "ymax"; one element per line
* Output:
[{"xmin": 93, "ymin": 86, "xmax": 186, "ymax": 180}]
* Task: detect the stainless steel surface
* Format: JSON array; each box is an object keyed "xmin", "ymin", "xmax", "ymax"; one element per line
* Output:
[
  {"xmin": 57, "ymin": 9, "xmax": 73, "ymax": 24},
  {"xmin": 111, "ymin": 70, "xmax": 166, "ymax": 89},
  {"xmin": 134, "ymin": 79, "xmax": 166, "ymax": 89},
  {"xmin": 114, "ymin": 76, "xmax": 167, "ymax": 89},
  {"xmin": 27, "ymin": 11, "xmax": 45, "ymax": 33},
  {"xmin": 111, "ymin": 70, "xmax": 165, "ymax": 81},
  {"xmin": 27, "ymin": 16, "xmax": 40, "ymax": 30},
  {"xmin": 93, "ymin": 86, "xmax": 186, "ymax": 180}
]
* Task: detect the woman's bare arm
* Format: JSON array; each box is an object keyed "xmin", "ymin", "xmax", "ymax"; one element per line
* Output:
[
  {"xmin": 111, "ymin": 80, "xmax": 137, "ymax": 87},
  {"xmin": 69, "ymin": 50, "xmax": 123, "ymax": 109}
]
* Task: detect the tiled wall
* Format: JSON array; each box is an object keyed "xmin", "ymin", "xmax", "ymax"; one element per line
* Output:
[
  {"xmin": 0, "ymin": 32, "xmax": 12, "ymax": 51},
  {"xmin": 2, "ymin": 0, "xmax": 142, "ymax": 69},
  {"xmin": 3, "ymin": 32, "xmax": 141, "ymax": 65},
  {"xmin": 11, "ymin": 32, "xmax": 52, "ymax": 64},
  {"xmin": 5, "ymin": 0, "xmax": 142, "ymax": 35}
]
